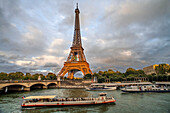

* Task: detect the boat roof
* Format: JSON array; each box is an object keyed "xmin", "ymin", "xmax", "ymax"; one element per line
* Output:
[
  {"xmin": 99, "ymin": 93, "xmax": 107, "ymax": 96},
  {"xmin": 115, "ymin": 82, "xmax": 152, "ymax": 85},
  {"xmin": 156, "ymin": 82, "xmax": 170, "ymax": 85},
  {"xmin": 24, "ymin": 95, "xmax": 56, "ymax": 99},
  {"xmin": 91, "ymin": 83, "xmax": 116, "ymax": 85}
]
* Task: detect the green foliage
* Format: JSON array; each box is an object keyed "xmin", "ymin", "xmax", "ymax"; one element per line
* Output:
[
  {"xmin": 0, "ymin": 72, "xmax": 8, "ymax": 80},
  {"xmin": 24, "ymin": 73, "xmax": 32, "ymax": 80},
  {"xmin": 98, "ymin": 71, "xmax": 104, "ymax": 75},
  {"xmin": 107, "ymin": 69, "xmax": 115, "ymax": 74},
  {"xmin": 98, "ymin": 77, "xmax": 105, "ymax": 83},
  {"xmin": 0, "ymin": 64, "xmax": 169, "ymax": 82},
  {"xmin": 64, "ymin": 77, "xmax": 68, "ymax": 80},
  {"xmin": 83, "ymin": 74, "xmax": 92, "ymax": 80},
  {"xmin": 46, "ymin": 73, "xmax": 56, "ymax": 80},
  {"xmin": 93, "ymin": 72, "xmax": 100, "ymax": 78},
  {"xmin": 92, "ymin": 66, "xmax": 170, "ymax": 83},
  {"xmin": 32, "ymin": 73, "xmax": 45, "ymax": 80},
  {"xmin": 137, "ymin": 70, "xmax": 145, "ymax": 74},
  {"xmin": 155, "ymin": 64, "xmax": 170, "ymax": 74},
  {"xmin": 125, "ymin": 68, "xmax": 136, "ymax": 76},
  {"xmin": 0, "ymin": 72, "xmax": 57, "ymax": 80},
  {"xmin": 8, "ymin": 72, "xmax": 24, "ymax": 80}
]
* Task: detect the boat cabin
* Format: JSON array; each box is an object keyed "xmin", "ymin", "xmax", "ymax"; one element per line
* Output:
[
  {"xmin": 23, "ymin": 95, "xmax": 56, "ymax": 103},
  {"xmin": 90, "ymin": 83, "xmax": 116, "ymax": 88},
  {"xmin": 99, "ymin": 93, "xmax": 107, "ymax": 100}
]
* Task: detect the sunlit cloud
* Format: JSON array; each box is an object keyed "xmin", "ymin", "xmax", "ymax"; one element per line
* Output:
[
  {"xmin": 82, "ymin": 37, "xmax": 87, "ymax": 41},
  {"xmin": 120, "ymin": 50, "xmax": 132, "ymax": 56}
]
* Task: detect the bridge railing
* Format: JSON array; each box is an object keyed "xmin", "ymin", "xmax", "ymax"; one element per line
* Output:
[{"xmin": 0, "ymin": 80, "xmax": 58, "ymax": 83}]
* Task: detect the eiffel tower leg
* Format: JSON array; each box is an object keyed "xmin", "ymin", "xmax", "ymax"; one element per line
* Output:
[
  {"xmin": 68, "ymin": 70, "xmax": 77, "ymax": 79},
  {"xmin": 68, "ymin": 72, "xmax": 74, "ymax": 79},
  {"xmin": 57, "ymin": 66, "xmax": 69, "ymax": 79}
]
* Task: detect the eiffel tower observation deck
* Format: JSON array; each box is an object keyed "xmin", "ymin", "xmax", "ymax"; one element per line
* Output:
[{"xmin": 57, "ymin": 3, "xmax": 92, "ymax": 79}]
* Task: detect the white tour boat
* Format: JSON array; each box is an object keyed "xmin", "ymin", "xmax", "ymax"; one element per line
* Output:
[
  {"xmin": 85, "ymin": 83, "xmax": 117, "ymax": 91},
  {"xmin": 121, "ymin": 85, "xmax": 170, "ymax": 93},
  {"xmin": 21, "ymin": 93, "xmax": 116, "ymax": 108}
]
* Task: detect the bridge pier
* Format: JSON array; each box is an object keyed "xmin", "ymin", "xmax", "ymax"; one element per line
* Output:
[
  {"xmin": 57, "ymin": 81, "xmax": 61, "ymax": 87},
  {"xmin": 24, "ymin": 87, "xmax": 30, "ymax": 91},
  {"xmin": 0, "ymin": 88, "xmax": 3, "ymax": 93},
  {"xmin": 43, "ymin": 86, "xmax": 48, "ymax": 89}
]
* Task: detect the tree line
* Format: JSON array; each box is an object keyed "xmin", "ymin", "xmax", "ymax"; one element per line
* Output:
[
  {"xmin": 84, "ymin": 64, "xmax": 170, "ymax": 83},
  {"xmin": 0, "ymin": 72, "xmax": 56, "ymax": 80},
  {"xmin": 0, "ymin": 64, "xmax": 170, "ymax": 82}
]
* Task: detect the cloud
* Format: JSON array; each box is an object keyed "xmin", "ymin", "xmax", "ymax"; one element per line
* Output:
[
  {"xmin": 81, "ymin": 37, "xmax": 87, "ymax": 41},
  {"xmin": 0, "ymin": 0, "xmax": 170, "ymax": 74},
  {"xmin": 120, "ymin": 50, "xmax": 132, "ymax": 56}
]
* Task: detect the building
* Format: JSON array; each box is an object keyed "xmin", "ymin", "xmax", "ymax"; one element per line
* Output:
[
  {"xmin": 143, "ymin": 64, "xmax": 170, "ymax": 75},
  {"xmin": 143, "ymin": 64, "xmax": 159, "ymax": 75}
]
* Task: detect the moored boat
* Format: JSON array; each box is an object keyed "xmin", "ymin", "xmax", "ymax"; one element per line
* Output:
[
  {"xmin": 85, "ymin": 83, "xmax": 117, "ymax": 91},
  {"xmin": 21, "ymin": 93, "xmax": 116, "ymax": 108},
  {"xmin": 121, "ymin": 85, "xmax": 170, "ymax": 93}
]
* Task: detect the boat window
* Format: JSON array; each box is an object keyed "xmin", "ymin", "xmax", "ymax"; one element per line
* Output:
[
  {"xmin": 99, "ymin": 93, "xmax": 107, "ymax": 96},
  {"xmin": 43, "ymin": 99, "xmax": 50, "ymax": 102},
  {"xmin": 100, "ymin": 94, "xmax": 106, "ymax": 96},
  {"xmin": 106, "ymin": 85, "xmax": 115, "ymax": 87}
]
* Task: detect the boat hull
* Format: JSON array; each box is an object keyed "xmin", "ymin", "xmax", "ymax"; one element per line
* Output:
[
  {"xmin": 121, "ymin": 90, "xmax": 170, "ymax": 93},
  {"xmin": 21, "ymin": 100, "xmax": 116, "ymax": 108},
  {"xmin": 86, "ymin": 87, "xmax": 117, "ymax": 91}
]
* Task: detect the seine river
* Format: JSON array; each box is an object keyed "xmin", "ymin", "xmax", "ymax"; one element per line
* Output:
[{"xmin": 0, "ymin": 89, "xmax": 170, "ymax": 113}]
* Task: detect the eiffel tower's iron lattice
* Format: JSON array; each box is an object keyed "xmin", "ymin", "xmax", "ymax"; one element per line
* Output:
[{"xmin": 57, "ymin": 4, "xmax": 92, "ymax": 79}]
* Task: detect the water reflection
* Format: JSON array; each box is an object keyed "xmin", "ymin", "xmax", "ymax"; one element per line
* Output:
[
  {"xmin": 21, "ymin": 103, "xmax": 115, "ymax": 113},
  {"xmin": 62, "ymin": 89, "xmax": 90, "ymax": 98}
]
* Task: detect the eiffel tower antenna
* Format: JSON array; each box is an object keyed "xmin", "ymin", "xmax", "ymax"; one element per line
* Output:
[
  {"xmin": 72, "ymin": 2, "xmax": 81, "ymax": 47},
  {"xmin": 57, "ymin": 4, "xmax": 92, "ymax": 79},
  {"xmin": 76, "ymin": 3, "xmax": 78, "ymax": 9}
]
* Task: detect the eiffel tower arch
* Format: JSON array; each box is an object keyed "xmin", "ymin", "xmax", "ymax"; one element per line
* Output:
[{"xmin": 57, "ymin": 4, "xmax": 92, "ymax": 79}]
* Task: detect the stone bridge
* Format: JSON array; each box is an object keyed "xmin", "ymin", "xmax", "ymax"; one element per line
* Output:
[{"xmin": 0, "ymin": 80, "xmax": 60, "ymax": 92}]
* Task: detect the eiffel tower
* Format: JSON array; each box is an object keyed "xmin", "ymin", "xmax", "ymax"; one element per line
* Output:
[{"xmin": 57, "ymin": 4, "xmax": 92, "ymax": 79}]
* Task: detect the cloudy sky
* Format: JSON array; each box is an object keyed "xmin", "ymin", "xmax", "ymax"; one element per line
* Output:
[{"xmin": 0, "ymin": 0, "xmax": 170, "ymax": 75}]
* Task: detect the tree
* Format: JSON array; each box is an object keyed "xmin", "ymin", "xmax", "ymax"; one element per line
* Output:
[
  {"xmin": 83, "ymin": 74, "xmax": 92, "ymax": 80},
  {"xmin": 8, "ymin": 72, "xmax": 17, "ymax": 80},
  {"xmin": 107, "ymin": 69, "xmax": 115, "ymax": 74},
  {"xmin": 15, "ymin": 72, "xmax": 24, "ymax": 80},
  {"xmin": 46, "ymin": 73, "xmax": 56, "ymax": 80},
  {"xmin": 155, "ymin": 64, "xmax": 170, "ymax": 74},
  {"xmin": 64, "ymin": 76, "xmax": 68, "ymax": 80},
  {"xmin": 137, "ymin": 70, "xmax": 145, "ymax": 75},
  {"xmin": 98, "ymin": 71, "xmax": 104, "ymax": 75},
  {"xmin": 0, "ymin": 72, "xmax": 8, "ymax": 80},
  {"xmin": 32, "ymin": 73, "xmax": 45, "ymax": 80},
  {"xmin": 125, "ymin": 68, "xmax": 136, "ymax": 76},
  {"xmin": 24, "ymin": 73, "xmax": 32, "ymax": 80},
  {"xmin": 148, "ymin": 75, "xmax": 153, "ymax": 82},
  {"xmin": 93, "ymin": 72, "xmax": 100, "ymax": 78},
  {"xmin": 98, "ymin": 77, "xmax": 105, "ymax": 83}
]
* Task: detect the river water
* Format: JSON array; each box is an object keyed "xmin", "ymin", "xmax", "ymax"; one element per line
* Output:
[{"xmin": 0, "ymin": 89, "xmax": 170, "ymax": 113}]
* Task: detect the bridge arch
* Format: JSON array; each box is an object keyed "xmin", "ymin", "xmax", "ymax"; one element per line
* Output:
[
  {"xmin": 30, "ymin": 83, "xmax": 46, "ymax": 90},
  {"xmin": 47, "ymin": 82, "xmax": 57, "ymax": 86},
  {"xmin": 0, "ymin": 84, "xmax": 28, "ymax": 89},
  {"xmin": 29, "ymin": 82, "xmax": 46, "ymax": 87},
  {"xmin": 47, "ymin": 82, "xmax": 57, "ymax": 88},
  {"xmin": 1, "ymin": 84, "xmax": 28, "ymax": 93}
]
